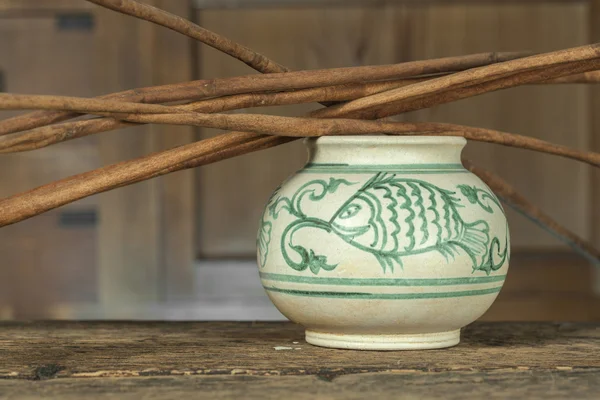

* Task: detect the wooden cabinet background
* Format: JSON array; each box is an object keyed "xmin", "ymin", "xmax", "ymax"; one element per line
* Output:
[{"xmin": 0, "ymin": 0, "xmax": 599, "ymax": 320}]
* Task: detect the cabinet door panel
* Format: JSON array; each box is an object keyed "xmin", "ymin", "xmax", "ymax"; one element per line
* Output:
[{"xmin": 0, "ymin": 15, "xmax": 99, "ymax": 317}]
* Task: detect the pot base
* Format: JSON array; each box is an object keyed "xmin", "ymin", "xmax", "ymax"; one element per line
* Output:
[{"xmin": 305, "ymin": 329, "xmax": 461, "ymax": 350}]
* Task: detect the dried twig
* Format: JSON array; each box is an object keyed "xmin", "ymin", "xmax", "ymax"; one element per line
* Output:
[
  {"xmin": 0, "ymin": 80, "xmax": 416, "ymax": 152},
  {"xmin": 111, "ymin": 115, "xmax": 600, "ymax": 168},
  {"xmin": 2, "ymin": 94, "xmax": 593, "ymax": 167},
  {"xmin": 0, "ymin": 79, "xmax": 412, "ymax": 120},
  {"xmin": 464, "ymin": 160, "xmax": 600, "ymax": 265},
  {"xmin": 88, "ymin": 0, "xmax": 288, "ymax": 74},
  {"xmin": 2, "ymin": 97, "xmax": 598, "ymax": 170},
  {"xmin": 0, "ymin": 93, "xmax": 186, "ymax": 115},
  {"xmin": 315, "ymin": 45, "xmax": 600, "ymax": 119},
  {"xmin": 0, "ymin": 52, "xmax": 527, "ymax": 137},
  {"xmin": 3, "ymin": 115, "xmax": 600, "ymax": 227},
  {"xmin": 0, "ymin": 132, "xmax": 285, "ymax": 227},
  {"xmin": 3, "ymin": 50, "xmax": 598, "ymax": 153},
  {"xmin": 3, "ymin": 69, "xmax": 599, "ymax": 118}
]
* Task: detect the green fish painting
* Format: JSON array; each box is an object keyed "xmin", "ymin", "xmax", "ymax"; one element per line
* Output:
[{"xmin": 264, "ymin": 172, "xmax": 508, "ymax": 275}]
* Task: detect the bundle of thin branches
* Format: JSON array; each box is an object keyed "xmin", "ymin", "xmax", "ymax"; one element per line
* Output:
[{"xmin": 0, "ymin": 0, "xmax": 599, "ymax": 265}]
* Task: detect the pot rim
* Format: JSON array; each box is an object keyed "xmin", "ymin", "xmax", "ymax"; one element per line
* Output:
[{"xmin": 304, "ymin": 135, "xmax": 467, "ymax": 146}]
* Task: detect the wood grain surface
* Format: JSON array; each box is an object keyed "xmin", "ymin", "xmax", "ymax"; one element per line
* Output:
[{"xmin": 0, "ymin": 321, "xmax": 598, "ymax": 399}]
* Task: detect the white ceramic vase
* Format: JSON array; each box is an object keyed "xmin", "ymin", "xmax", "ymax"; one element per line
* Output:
[{"xmin": 257, "ymin": 136, "xmax": 510, "ymax": 350}]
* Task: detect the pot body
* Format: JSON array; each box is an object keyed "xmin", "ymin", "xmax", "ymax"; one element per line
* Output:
[{"xmin": 257, "ymin": 136, "xmax": 510, "ymax": 350}]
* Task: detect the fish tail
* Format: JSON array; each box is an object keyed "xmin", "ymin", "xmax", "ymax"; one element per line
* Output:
[
  {"xmin": 459, "ymin": 221, "xmax": 490, "ymax": 260},
  {"xmin": 452, "ymin": 221, "xmax": 510, "ymax": 275}
]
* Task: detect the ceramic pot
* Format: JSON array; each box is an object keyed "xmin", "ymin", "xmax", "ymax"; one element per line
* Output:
[{"xmin": 256, "ymin": 136, "xmax": 510, "ymax": 350}]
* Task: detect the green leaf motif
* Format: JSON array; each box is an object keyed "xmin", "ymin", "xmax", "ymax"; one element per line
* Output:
[
  {"xmin": 289, "ymin": 244, "xmax": 338, "ymax": 274},
  {"xmin": 458, "ymin": 184, "xmax": 479, "ymax": 205},
  {"xmin": 458, "ymin": 184, "xmax": 503, "ymax": 214},
  {"xmin": 269, "ymin": 196, "xmax": 296, "ymax": 219},
  {"xmin": 269, "ymin": 178, "xmax": 355, "ymax": 220},
  {"xmin": 325, "ymin": 177, "xmax": 355, "ymax": 194}
]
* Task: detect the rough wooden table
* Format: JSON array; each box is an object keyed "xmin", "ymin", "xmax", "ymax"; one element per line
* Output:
[{"xmin": 0, "ymin": 321, "xmax": 598, "ymax": 399}]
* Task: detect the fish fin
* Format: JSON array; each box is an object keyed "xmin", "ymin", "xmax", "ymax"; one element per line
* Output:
[
  {"xmin": 391, "ymin": 255, "xmax": 403, "ymax": 271},
  {"xmin": 374, "ymin": 254, "xmax": 388, "ymax": 272},
  {"xmin": 437, "ymin": 245, "xmax": 452, "ymax": 261},
  {"xmin": 374, "ymin": 253, "xmax": 403, "ymax": 273},
  {"xmin": 446, "ymin": 243, "xmax": 461, "ymax": 257},
  {"xmin": 437, "ymin": 243, "xmax": 461, "ymax": 261}
]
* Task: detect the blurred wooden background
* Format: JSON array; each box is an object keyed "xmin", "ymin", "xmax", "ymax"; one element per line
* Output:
[{"xmin": 0, "ymin": 0, "xmax": 599, "ymax": 321}]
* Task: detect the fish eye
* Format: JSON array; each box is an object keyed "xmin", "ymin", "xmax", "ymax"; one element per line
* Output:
[{"xmin": 340, "ymin": 204, "xmax": 362, "ymax": 219}]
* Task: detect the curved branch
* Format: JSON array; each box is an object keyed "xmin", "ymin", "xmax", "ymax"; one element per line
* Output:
[
  {"xmin": 3, "ymin": 115, "xmax": 600, "ymax": 227},
  {"xmin": 0, "ymin": 80, "xmax": 415, "ymax": 152},
  {"xmin": 2, "ymin": 99, "xmax": 598, "ymax": 167},
  {"xmin": 3, "ymin": 53, "xmax": 598, "ymax": 153},
  {"xmin": 0, "ymin": 132, "xmax": 288, "ymax": 227},
  {"xmin": 88, "ymin": 0, "xmax": 288, "ymax": 74},
  {"xmin": 83, "ymin": 114, "xmax": 600, "ymax": 168},
  {"xmin": 0, "ymin": 93, "xmax": 186, "ymax": 115},
  {"xmin": 0, "ymin": 52, "xmax": 527, "ymax": 137},
  {"xmin": 315, "ymin": 44, "xmax": 600, "ymax": 119}
]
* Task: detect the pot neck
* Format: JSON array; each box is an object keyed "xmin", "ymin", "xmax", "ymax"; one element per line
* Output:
[{"xmin": 304, "ymin": 136, "xmax": 466, "ymax": 166}]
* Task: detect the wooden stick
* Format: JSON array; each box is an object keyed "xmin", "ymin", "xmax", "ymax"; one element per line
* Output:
[
  {"xmin": 0, "ymin": 132, "xmax": 283, "ymax": 227},
  {"xmin": 3, "ymin": 63, "xmax": 600, "ymax": 154},
  {"xmin": 5, "ymin": 58, "xmax": 596, "ymax": 141},
  {"xmin": 79, "ymin": 113, "xmax": 600, "ymax": 168},
  {"xmin": 2, "ymin": 45, "xmax": 597, "ymax": 160},
  {"xmin": 0, "ymin": 80, "xmax": 414, "ymax": 116},
  {"xmin": 0, "ymin": 80, "xmax": 415, "ymax": 152},
  {"xmin": 87, "ymin": 0, "xmax": 289, "ymax": 74},
  {"xmin": 3, "ymin": 97, "xmax": 599, "ymax": 168},
  {"xmin": 315, "ymin": 44, "xmax": 600, "ymax": 119},
  {"xmin": 464, "ymin": 160, "xmax": 600, "ymax": 265},
  {"xmin": 2, "ymin": 114, "xmax": 600, "ymax": 227},
  {"xmin": 0, "ymin": 52, "xmax": 528, "ymax": 137},
  {"xmin": 3, "ymin": 52, "xmax": 597, "ymax": 153},
  {"xmin": 3, "ymin": 69, "xmax": 599, "ymax": 117},
  {"xmin": 0, "ymin": 118, "xmax": 134, "ymax": 153},
  {"xmin": 3, "ymin": 91, "xmax": 585, "ymax": 167},
  {"xmin": 385, "ymin": 61, "xmax": 600, "ymax": 115},
  {"xmin": 0, "ymin": 93, "xmax": 188, "ymax": 115}
]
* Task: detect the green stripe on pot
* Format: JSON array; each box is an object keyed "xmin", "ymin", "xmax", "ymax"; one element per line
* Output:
[
  {"xmin": 300, "ymin": 163, "xmax": 466, "ymax": 174},
  {"xmin": 263, "ymin": 285, "xmax": 503, "ymax": 300},
  {"xmin": 259, "ymin": 272, "xmax": 506, "ymax": 286},
  {"xmin": 305, "ymin": 163, "xmax": 465, "ymax": 169},
  {"xmin": 299, "ymin": 169, "xmax": 469, "ymax": 174}
]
